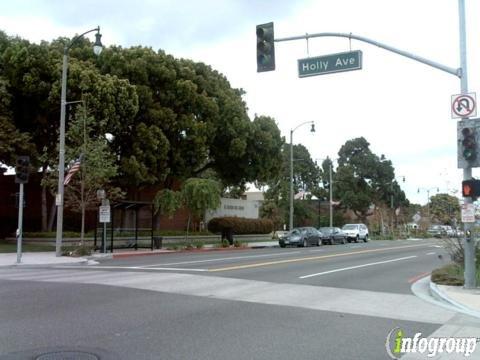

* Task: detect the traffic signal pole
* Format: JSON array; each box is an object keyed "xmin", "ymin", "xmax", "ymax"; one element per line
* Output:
[
  {"xmin": 264, "ymin": 0, "xmax": 475, "ymax": 287},
  {"xmin": 458, "ymin": 0, "xmax": 476, "ymax": 289},
  {"xmin": 16, "ymin": 183, "xmax": 24, "ymax": 264}
]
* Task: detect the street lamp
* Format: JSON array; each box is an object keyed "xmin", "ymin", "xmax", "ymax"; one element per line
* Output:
[
  {"xmin": 55, "ymin": 27, "xmax": 103, "ymax": 257},
  {"xmin": 417, "ymin": 187, "xmax": 439, "ymax": 222},
  {"xmin": 289, "ymin": 121, "xmax": 315, "ymax": 230}
]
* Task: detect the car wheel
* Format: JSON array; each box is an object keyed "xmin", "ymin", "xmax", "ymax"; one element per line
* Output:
[
  {"xmin": 364, "ymin": 235, "xmax": 368, "ymax": 242},
  {"xmin": 280, "ymin": 244, "xmax": 286, "ymax": 248}
]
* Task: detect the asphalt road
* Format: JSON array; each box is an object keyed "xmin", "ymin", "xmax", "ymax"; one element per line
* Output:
[
  {"xmin": 93, "ymin": 239, "xmax": 449, "ymax": 294},
  {"xmin": 0, "ymin": 239, "xmax": 473, "ymax": 360}
]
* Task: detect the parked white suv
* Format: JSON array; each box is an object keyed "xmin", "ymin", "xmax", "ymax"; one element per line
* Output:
[{"xmin": 342, "ymin": 224, "xmax": 369, "ymax": 243}]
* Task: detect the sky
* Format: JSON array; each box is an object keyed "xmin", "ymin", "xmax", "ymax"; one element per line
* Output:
[{"xmin": 1, "ymin": 0, "xmax": 479, "ymax": 206}]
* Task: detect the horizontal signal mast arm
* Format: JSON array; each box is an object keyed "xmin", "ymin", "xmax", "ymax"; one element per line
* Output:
[{"xmin": 275, "ymin": 32, "xmax": 460, "ymax": 77}]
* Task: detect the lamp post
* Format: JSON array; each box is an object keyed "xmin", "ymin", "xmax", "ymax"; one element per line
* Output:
[
  {"xmin": 417, "ymin": 187, "xmax": 439, "ymax": 222},
  {"xmin": 55, "ymin": 27, "xmax": 103, "ymax": 257},
  {"xmin": 289, "ymin": 121, "xmax": 315, "ymax": 230}
]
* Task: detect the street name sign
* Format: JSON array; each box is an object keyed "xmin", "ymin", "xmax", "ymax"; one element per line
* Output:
[{"xmin": 298, "ymin": 50, "xmax": 362, "ymax": 78}]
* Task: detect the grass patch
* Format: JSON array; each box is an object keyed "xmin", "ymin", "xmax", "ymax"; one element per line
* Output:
[
  {"xmin": 0, "ymin": 242, "xmax": 56, "ymax": 253},
  {"xmin": 431, "ymin": 263, "xmax": 464, "ymax": 286}
]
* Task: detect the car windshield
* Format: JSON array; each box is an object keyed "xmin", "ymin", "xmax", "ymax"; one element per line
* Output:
[
  {"xmin": 290, "ymin": 229, "xmax": 306, "ymax": 235},
  {"xmin": 342, "ymin": 225, "xmax": 358, "ymax": 230},
  {"xmin": 320, "ymin": 227, "xmax": 333, "ymax": 234}
]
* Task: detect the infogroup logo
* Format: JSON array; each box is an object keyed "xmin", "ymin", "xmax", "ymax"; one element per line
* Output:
[{"xmin": 385, "ymin": 327, "xmax": 478, "ymax": 359}]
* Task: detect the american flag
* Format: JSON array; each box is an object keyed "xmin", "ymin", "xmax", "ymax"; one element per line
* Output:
[{"xmin": 64, "ymin": 158, "xmax": 81, "ymax": 185}]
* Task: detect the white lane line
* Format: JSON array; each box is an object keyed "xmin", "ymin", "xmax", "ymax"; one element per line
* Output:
[
  {"xmin": 299, "ymin": 255, "xmax": 418, "ymax": 279},
  {"xmin": 426, "ymin": 252, "xmax": 436, "ymax": 255},
  {"xmin": 139, "ymin": 251, "xmax": 301, "ymax": 267}
]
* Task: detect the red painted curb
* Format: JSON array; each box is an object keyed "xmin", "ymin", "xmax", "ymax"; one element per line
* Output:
[{"xmin": 111, "ymin": 246, "xmax": 253, "ymax": 259}]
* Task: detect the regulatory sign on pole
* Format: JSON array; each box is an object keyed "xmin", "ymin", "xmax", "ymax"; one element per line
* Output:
[
  {"xmin": 451, "ymin": 93, "xmax": 476, "ymax": 118},
  {"xmin": 99, "ymin": 205, "xmax": 111, "ymax": 223},
  {"xmin": 461, "ymin": 203, "xmax": 475, "ymax": 223}
]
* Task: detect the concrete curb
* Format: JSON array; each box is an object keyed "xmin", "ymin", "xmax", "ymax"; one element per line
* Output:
[
  {"xmin": 1, "ymin": 257, "xmax": 90, "ymax": 267},
  {"xmin": 105, "ymin": 241, "xmax": 279, "ymax": 259},
  {"xmin": 429, "ymin": 281, "xmax": 480, "ymax": 319}
]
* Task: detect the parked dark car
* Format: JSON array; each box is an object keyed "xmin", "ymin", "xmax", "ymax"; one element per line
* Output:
[
  {"xmin": 318, "ymin": 227, "xmax": 347, "ymax": 245},
  {"xmin": 279, "ymin": 227, "xmax": 320, "ymax": 248}
]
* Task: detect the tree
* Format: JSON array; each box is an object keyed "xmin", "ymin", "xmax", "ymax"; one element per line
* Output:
[
  {"xmin": 182, "ymin": 178, "xmax": 221, "ymax": 228},
  {"xmin": 42, "ymin": 106, "xmax": 123, "ymax": 241},
  {"xmin": 262, "ymin": 143, "xmax": 321, "ymax": 227},
  {"xmin": 429, "ymin": 193, "xmax": 460, "ymax": 225},
  {"xmin": 335, "ymin": 137, "xmax": 407, "ymax": 223},
  {"xmin": 1, "ymin": 32, "xmax": 283, "ymax": 233},
  {"xmin": 0, "ymin": 32, "xmax": 138, "ymax": 231},
  {"xmin": 98, "ymin": 47, "xmax": 283, "ymax": 189},
  {"xmin": 0, "ymin": 78, "xmax": 33, "ymax": 166}
]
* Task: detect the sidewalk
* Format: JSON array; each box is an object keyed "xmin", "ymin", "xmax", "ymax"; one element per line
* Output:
[
  {"xmin": 0, "ymin": 241, "xmax": 280, "ymax": 265},
  {"xmin": 0, "ymin": 252, "xmax": 91, "ymax": 266},
  {"xmin": 430, "ymin": 281, "xmax": 480, "ymax": 318}
]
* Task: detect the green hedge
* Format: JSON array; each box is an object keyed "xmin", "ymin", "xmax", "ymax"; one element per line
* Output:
[{"xmin": 207, "ymin": 217, "xmax": 273, "ymax": 235}]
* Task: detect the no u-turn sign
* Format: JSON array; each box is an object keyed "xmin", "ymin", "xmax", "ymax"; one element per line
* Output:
[{"xmin": 452, "ymin": 93, "xmax": 476, "ymax": 118}]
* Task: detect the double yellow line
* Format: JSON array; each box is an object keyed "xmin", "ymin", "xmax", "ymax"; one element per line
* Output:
[{"xmin": 208, "ymin": 244, "xmax": 429, "ymax": 272}]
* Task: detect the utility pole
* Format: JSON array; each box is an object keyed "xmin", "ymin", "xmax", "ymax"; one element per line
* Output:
[{"xmin": 329, "ymin": 162, "xmax": 333, "ymax": 228}]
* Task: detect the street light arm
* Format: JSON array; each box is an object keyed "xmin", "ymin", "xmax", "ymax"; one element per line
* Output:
[
  {"xmin": 65, "ymin": 26, "xmax": 101, "ymax": 53},
  {"xmin": 291, "ymin": 120, "xmax": 314, "ymax": 133}
]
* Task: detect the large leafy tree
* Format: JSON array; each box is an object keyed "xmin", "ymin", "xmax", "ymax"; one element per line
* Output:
[
  {"xmin": 1, "ymin": 32, "xmax": 283, "ymax": 233},
  {"xmin": 97, "ymin": 47, "xmax": 283, "ymax": 189},
  {"xmin": 0, "ymin": 32, "xmax": 138, "ymax": 230},
  {"xmin": 335, "ymin": 137, "xmax": 407, "ymax": 223}
]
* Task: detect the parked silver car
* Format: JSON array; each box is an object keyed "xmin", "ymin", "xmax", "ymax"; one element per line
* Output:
[{"xmin": 341, "ymin": 223, "xmax": 369, "ymax": 242}]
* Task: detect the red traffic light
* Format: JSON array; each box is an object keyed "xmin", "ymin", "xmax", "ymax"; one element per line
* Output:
[{"xmin": 462, "ymin": 179, "xmax": 480, "ymax": 198}]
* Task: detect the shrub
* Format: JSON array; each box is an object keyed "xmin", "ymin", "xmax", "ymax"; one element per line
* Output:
[
  {"xmin": 233, "ymin": 240, "xmax": 246, "ymax": 248},
  {"xmin": 207, "ymin": 217, "xmax": 273, "ymax": 235},
  {"xmin": 193, "ymin": 241, "xmax": 204, "ymax": 249},
  {"xmin": 431, "ymin": 264, "xmax": 464, "ymax": 286},
  {"xmin": 61, "ymin": 244, "xmax": 93, "ymax": 257}
]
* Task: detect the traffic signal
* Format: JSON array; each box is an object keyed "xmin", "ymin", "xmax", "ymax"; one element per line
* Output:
[
  {"xmin": 256, "ymin": 22, "xmax": 275, "ymax": 72},
  {"xmin": 457, "ymin": 119, "xmax": 480, "ymax": 169},
  {"xmin": 462, "ymin": 179, "xmax": 480, "ymax": 198},
  {"xmin": 462, "ymin": 127, "xmax": 477, "ymax": 161},
  {"xmin": 15, "ymin": 156, "xmax": 30, "ymax": 184}
]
